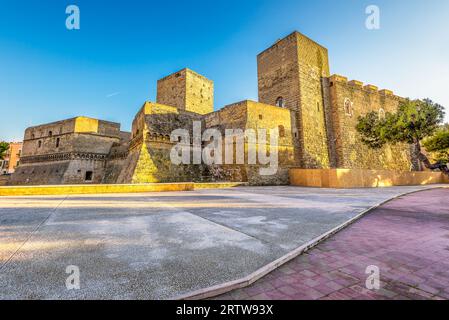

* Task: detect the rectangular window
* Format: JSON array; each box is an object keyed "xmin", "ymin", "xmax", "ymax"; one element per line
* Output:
[{"xmin": 85, "ymin": 171, "xmax": 93, "ymax": 181}]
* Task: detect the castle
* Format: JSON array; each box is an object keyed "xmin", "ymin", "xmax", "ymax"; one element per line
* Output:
[{"xmin": 10, "ymin": 31, "xmax": 412, "ymax": 186}]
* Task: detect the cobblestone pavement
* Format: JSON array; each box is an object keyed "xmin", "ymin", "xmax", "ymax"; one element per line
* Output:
[{"xmin": 215, "ymin": 188, "xmax": 449, "ymax": 300}]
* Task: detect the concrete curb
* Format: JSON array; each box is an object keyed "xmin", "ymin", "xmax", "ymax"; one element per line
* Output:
[{"xmin": 174, "ymin": 186, "xmax": 447, "ymax": 300}]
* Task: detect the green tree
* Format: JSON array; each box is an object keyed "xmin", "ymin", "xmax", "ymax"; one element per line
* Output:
[
  {"xmin": 423, "ymin": 126, "xmax": 449, "ymax": 164},
  {"xmin": 356, "ymin": 99, "xmax": 448, "ymax": 175},
  {"xmin": 0, "ymin": 141, "xmax": 9, "ymax": 160}
]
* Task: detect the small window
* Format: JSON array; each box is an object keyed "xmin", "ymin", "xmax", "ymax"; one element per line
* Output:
[
  {"xmin": 379, "ymin": 108, "xmax": 386, "ymax": 120},
  {"xmin": 278, "ymin": 125, "xmax": 286, "ymax": 138},
  {"xmin": 85, "ymin": 171, "xmax": 93, "ymax": 181},
  {"xmin": 275, "ymin": 97, "xmax": 285, "ymax": 108},
  {"xmin": 38, "ymin": 140, "xmax": 42, "ymax": 148},
  {"xmin": 56, "ymin": 138, "xmax": 60, "ymax": 148},
  {"xmin": 330, "ymin": 82, "xmax": 334, "ymax": 87},
  {"xmin": 259, "ymin": 115, "xmax": 263, "ymax": 120},
  {"xmin": 31, "ymin": 133, "xmax": 35, "ymax": 139},
  {"xmin": 344, "ymin": 98, "xmax": 353, "ymax": 117},
  {"xmin": 48, "ymin": 131, "xmax": 53, "ymax": 137},
  {"xmin": 317, "ymin": 102, "xmax": 321, "ymax": 112}
]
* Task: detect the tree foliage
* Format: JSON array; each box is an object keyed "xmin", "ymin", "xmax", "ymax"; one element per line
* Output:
[
  {"xmin": 356, "ymin": 99, "xmax": 445, "ymax": 148},
  {"xmin": 423, "ymin": 127, "xmax": 449, "ymax": 163},
  {"xmin": 356, "ymin": 99, "xmax": 448, "ymax": 174},
  {"xmin": 0, "ymin": 141, "xmax": 9, "ymax": 160}
]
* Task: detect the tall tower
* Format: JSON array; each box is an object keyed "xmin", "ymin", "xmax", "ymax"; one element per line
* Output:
[
  {"xmin": 257, "ymin": 31, "xmax": 331, "ymax": 168},
  {"xmin": 156, "ymin": 68, "xmax": 214, "ymax": 115}
]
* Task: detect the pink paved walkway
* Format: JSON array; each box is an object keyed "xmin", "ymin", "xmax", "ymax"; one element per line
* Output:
[{"xmin": 215, "ymin": 188, "xmax": 449, "ymax": 300}]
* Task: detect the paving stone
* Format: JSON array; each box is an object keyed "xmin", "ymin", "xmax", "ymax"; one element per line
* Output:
[{"xmin": 215, "ymin": 188, "xmax": 449, "ymax": 300}]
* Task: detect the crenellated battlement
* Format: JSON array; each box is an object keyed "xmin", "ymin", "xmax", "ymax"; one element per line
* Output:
[
  {"xmin": 348, "ymin": 80, "xmax": 363, "ymax": 87},
  {"xmin": 329, "ymin": 74, "xmax": 396, "ymax": 97}
]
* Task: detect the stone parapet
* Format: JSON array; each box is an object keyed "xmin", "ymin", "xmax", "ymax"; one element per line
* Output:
[{"xmin": 289, "ymin": 168, "xmax": 448, "ymax": 188}]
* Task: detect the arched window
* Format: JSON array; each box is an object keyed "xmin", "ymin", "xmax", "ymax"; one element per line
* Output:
[
  {"xmin": 38, "ymin": 140, "xmax": 42, "ymax": 148},
  {"xmin": 48, "ymin": 131, "xmax": 53, "ymax": 137},
  {"xmin": 275, "ymin": 97, "xmax": 285, "ymax": 108},
  {"xmin": 278, "ymin": 125, "xmax": 286, "ymax": 138},
  {"xmin": 344, "ymin": 98, "xmax": 353, "ymax": 117},
  {"xmin": 56, "ymin": 138, "xmax": 60, "ymax": 148},
  {"xmin": 379, "ymin": 108, "xmax": 386, "ymax": 120}
]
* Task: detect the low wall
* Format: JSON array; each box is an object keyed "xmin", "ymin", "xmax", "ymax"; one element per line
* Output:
[
  {"xmin": 194, "ymin": 182, "xmax": 247, "ymax": 189},
  {"xmin": 0, "ymin": 182, "xmax": 246, "ymax": 196},
  {"xmin": 290, "ymin": 169, "xmax": 449, "ymax": 188}
]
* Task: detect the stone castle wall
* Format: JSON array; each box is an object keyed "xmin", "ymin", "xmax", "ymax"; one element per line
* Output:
[
  {"xmin": 10, "ymin": 117, "xmax": 123, "ymax": 185},
  {"xmin": 204, "ymin": 100, "xmax": 295, "ymax": 185},
  {"xmin": 157, "ymin": 68, "xmax": 213, "ymax": 115},
  {"xmin": 296, "ymin": 33, "xmax": 330, "ymax": 169},
  {"xmin": 10, "ymin": 31, "xmax": 420, "ymax": 186},
  {"xmin": 115, "ymin": 102, "xmax": 207, "ymax": 184},
  {"xmin": 257, "ymin": 32, "xmax": 330, "ymax": 169},
  {"xmin": 327, "ymin": 75, "xmax": 412, "ymax": 170},
  {"xmin": 258, "ymin": 33, "xmax": 301, "ymax": 165}
]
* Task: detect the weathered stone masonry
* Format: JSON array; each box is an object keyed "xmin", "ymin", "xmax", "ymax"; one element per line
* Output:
[{"xmin": 11, "ymin": 31, "xmax": 413, "ymax": 186}]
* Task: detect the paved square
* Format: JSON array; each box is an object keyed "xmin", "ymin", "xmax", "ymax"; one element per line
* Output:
[
  {"xmin": 216, "ymin": 188, "xmax": 449, "ymax": 300},
  {"xmin": 0, "ymin": 185, "xmax": 444, "ymax": 299}
]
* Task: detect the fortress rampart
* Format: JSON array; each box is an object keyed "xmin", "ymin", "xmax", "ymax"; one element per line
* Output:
[{"xmin": 10, "ymin": 31, "xmax": 415, "ymax": 186}]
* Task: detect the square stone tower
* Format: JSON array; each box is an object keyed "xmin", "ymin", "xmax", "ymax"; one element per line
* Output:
[
  {"xmin": 257, "ymin": 31, "xmax": 331, "ymax": 168},
  {"xmin": 156, "ymin": 68, "xmax": 214, "ymax": 115}
]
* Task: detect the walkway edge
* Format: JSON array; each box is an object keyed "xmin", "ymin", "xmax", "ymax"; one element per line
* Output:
[{"xmin": 174, "ymin": 186, "xmax": 447, "ymax": 300}]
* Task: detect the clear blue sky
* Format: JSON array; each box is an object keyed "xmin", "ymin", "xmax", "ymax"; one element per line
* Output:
[{"xmin": 1, "ymin": 0, "xmax": 448, "ymax": 141}]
